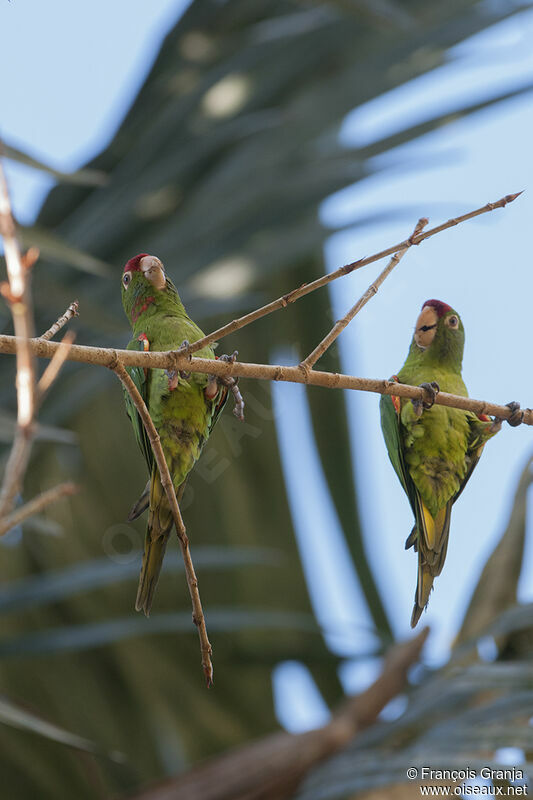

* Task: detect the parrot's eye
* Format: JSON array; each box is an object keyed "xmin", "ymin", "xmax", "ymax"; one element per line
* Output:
[
  {"xmin": 123, "ymin": 272, "xmax": 132, "ymax": 289},
  {"xmin": 447, "ymin": 315, "xmax": 459, "ymax": 328}
]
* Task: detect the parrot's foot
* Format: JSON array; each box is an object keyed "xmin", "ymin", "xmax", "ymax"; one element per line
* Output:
[
  {"xmin": 206, "ymin": 351, "xmax": 245, "ymax": 421},
  {"xmin": 490, "ymin": 401, "xmax": 524, "ymax": 432},
  {"xmin": 412, "ymin": 381, "xmax": 440, "ymax": 417},
  {"xmin": 175, "ymin": 340, "xmax": 192, "ymax": 380},
  {"xmin": 178, "ymin": 340, "xmax": 191, "ymax": 374},
  {"xmin": 166, "ymin": 340, "xmax": 192, "ymax": 389},
  {"xmin": 506, "ymin": 401, "xmax": 524, "ymax": 427},
  {"xmin": 165, "ymin": 369, "xmax": 180, "ymax": 390}
]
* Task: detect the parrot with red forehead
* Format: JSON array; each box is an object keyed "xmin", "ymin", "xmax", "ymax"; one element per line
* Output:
[
  {"xmin": 121, "ymin": 253, "xmax": 241, "ymax": 616},
  {"xmin": 380, "ymin": 299, "xmax": 522, "ymax": 627}
]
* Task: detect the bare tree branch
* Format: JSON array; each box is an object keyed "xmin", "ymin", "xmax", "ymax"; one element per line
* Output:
[
  {"xmin": 301, "ymin": 217, "xmax": 429, "ymax": 369},
  {"xmin": 37, "ymin": 330, "xmax": 76, "ymax": 398},
  {"xmin": 110, "ymin": 359, "xmax": 214, "ymax": 687},
  {"xmin": 40, "ymin": 300, "xmax": 79, "ymax": 341},
  {"xmin": 0, "ymin": 481, "xmax": 78, "ymax": 537},
  {"xmin": 185, "ymin": 193, "xmax": 521, "ymax": 356},
  {"xmin": 0, "ymin": 160, "xmax": 37, "ymax": 517},
  {"xmin": 0, "ymin": 336, "xmax": 530, "ymax": 426},
  {"xmin": 0, "ymin": 164, "xmax": 80, "ymax": 535}
]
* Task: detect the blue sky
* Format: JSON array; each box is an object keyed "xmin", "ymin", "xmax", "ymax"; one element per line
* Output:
[
  {"xmin": 1, "ymin": 0, "xmax": 185, "ymax": 220},
  {"xmin": 1, "ymin": 1, "xmax": 532, "ymax": 733}
]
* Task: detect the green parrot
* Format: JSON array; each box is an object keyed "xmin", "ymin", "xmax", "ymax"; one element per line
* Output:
[
  {"xmin": 121, "ymin": 253, "xmax": 236, "ymax": 616},
  {"xmin": 380, "ymin": 299, "xmax": 521, "ymax": 628}
]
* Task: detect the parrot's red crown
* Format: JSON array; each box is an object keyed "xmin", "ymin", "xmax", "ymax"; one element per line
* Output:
[
  {"xmin": 123, "ymin": 253, "xmax": 150, "ymax": 274},
  {"xmin": 422, "ymin": 299, "xmax": 452, "ymax": 318}
]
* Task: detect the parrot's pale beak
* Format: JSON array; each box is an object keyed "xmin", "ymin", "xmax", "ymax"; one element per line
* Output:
[
  {"xmin": 414, "ymin": 306, "xmax": 438, "ymax": 349},
  {"xmin": 140, "ymin": 255, "xmax": 166, "ymax": 290}
]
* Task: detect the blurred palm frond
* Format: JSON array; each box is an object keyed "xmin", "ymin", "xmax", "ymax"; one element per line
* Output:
[{"xmin": 1, "ymin": 1, "xmax": 532, "ymax": 798}]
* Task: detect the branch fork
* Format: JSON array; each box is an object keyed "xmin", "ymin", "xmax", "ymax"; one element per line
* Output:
[
  {"xmin": 0, "ymin": 181, "xmax": 526, "ymax": 684},
  {"xmin": 300, "ymin": 217, "xmax": 430, "ymax": 371}
]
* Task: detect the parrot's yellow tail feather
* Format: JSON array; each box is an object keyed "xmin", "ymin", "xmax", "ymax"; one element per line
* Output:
[
  {"xmin": 420, "ymin": 502, "xmax": 436, "ymax": 550},
  {"xmin": 411, "ymin": 558, "xmax": 434, "ymax": 628},
  {"xmin": 135, "ymin": 533, "xmax": 169, "ymax": 616},
  {"xmin": 417, "ymin": 499, "xmax": 452, "ymax": 565}
]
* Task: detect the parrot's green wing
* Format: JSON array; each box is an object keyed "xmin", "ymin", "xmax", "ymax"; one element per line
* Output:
[
  {"xmin": 124, "ymin": 337, "xmax": 153, "ymax": 473},
  {"xmin": 452, "ymin": 411, "xmax": 495, "ymax": 505},
  {"xmin": 380, "ymin": 389, "xmax": 452, "ymax": 558},
  {"xmin": 380, "ymin": 390, "xmax": 418, "ymax": 516},
  {"xmin": 382, "ymin": 390, "xmax": 451, "ymax": 625}
]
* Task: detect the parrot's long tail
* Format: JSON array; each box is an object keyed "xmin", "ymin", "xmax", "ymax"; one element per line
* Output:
[
  {"xmin": 410, "ymin": 498, "xmax": 452, "ymax": 628},
  {"xmin": 135, "ymin": 475, "xmax": 184, "ymax": 617}
]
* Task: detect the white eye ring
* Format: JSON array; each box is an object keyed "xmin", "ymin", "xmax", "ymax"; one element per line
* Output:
[
  {"xmin": 123, "ymin": 272, "xmax": 132, "ymax": 288},
  {"xmin": 447, "ymin": 315, "xmax": 459, "ymax": 328}
]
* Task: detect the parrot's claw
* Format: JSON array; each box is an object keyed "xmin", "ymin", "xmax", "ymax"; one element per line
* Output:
[
  {"xmin": 491, "ymin": 401, "xmax": 524, "ymax": 432},
  {"xmin": 177, "ymin": 341, "xmax": 192, "ymax": 378},
  {"xmin": 165, "ymin": 369, "xmax": 180, "ymax": 391},
  {"xmin": 217, "ymin": 350, "xmax": 239, "ymax": 365},
  {"xmin": 506, "ymin": 401, "xmax": 524, "ymax": 427},
  {"xmin": 167, "ymin": 341, "xmax": 192, "ymax": 389},
  {"xmin": 173, "ymin": 339, "xmax": 192, "ymax": 379},
  {"xmin": 206, "ymin": 351, "xmax": 245, "ymax": 421},
  {"xmin": 412, "ymin": 381, "xmax": 440, "ymax": 417}
]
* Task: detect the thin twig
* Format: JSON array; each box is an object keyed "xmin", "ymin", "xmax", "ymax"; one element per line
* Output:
[
  {"xmin": 0, "ymin": 433, "xmax": 32, "ymax": 517},
  {"xmin": 0, "ymin": 162, "xmax": 35, "ymax": 425},
  {"xmin": 110, "ymin": 359, "xmax": 214, "ymax": 686},
  {"xmin": 37, "ymin": 330, "xmax": 76, "ymax": 399},
  {"xmin": 40, "ymin": 300, "xmax": 79, "ymax": 341},
  {"xmin": 185, "ymin": 192, "xmax": 521, "ymax": 355},
  {"xmin": 0, "ymin": 335, "xmax": 530, "ymax": 426},
  {"xmin": 0, "ymin": 481, "xmax": 77, "ymax": 537},
  {"xmin": 0, "ymin": 160, "xmax": 36, "ymax": 517},
  {"xmin": 301, "ymin": 217, "xmax": 429, "ymax": 369},
  {"xmin": 21, "ymin": 247, "xmax": 39, "ymax": 271}
]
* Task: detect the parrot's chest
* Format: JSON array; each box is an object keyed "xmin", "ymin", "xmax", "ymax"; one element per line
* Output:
[
  {"xmin": 149, "ymin": 370, "xmax": 213, "ymax": 453},
  {"xmin": 400, "ymin": 400, "xmax": 470, "ymax": 512},
  {"xmin": 138, "ymin": 318, "xmax": 215, "ymax": 445}
]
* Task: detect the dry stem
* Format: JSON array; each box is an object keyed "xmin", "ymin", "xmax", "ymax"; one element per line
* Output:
[
  {"xmin": 37, "ymin": 330, "xmax": 76, "ymax": 398},
  {"xmin": 185, "ymin": 192, "xmax": 521, "ymax": 356},
  {"xmin": 40, "ymin": 300, "xmax": 79, "ymax": 341},
  {"xmin": 0, "ymin": 160, "xmax": 36, "ymax": 517},
  {"xmin": 0, "ymin": 482, "xmax": 78, "ymax": 537},
  {"xmin": 111, "ymin": 359, "xmax": 214, "ymax": 686},
  {"xmin": 0, "ymin": 336, "xmax": 529, "ymax": 426},
  {"xmin": 301, "ymin": 217, "xmax": 429, "ymax": 369}
]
